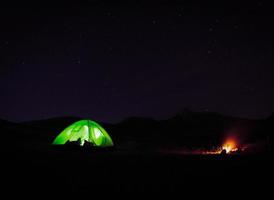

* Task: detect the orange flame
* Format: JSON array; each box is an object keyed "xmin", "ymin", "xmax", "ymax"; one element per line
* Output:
[
  {"xmin": 222, "ymin": 139, "xmax": 238, "ymax": 153},
  {"xmin": 201, "ymin": 138, "xmax": 239, "ymax": 155}
]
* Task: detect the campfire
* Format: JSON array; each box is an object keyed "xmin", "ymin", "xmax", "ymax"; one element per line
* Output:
[
  {"xmin": 222, "ymin": 139, "xmax": 238, "ymax": 154},
  {"xmin": 202, "ymin": 137, "xmax": 240, "ymax": 155}
]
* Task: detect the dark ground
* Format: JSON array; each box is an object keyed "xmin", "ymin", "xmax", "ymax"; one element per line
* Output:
[{"xmin": 3, "ymin": 147, "xmax": 273, "ymax": 197}]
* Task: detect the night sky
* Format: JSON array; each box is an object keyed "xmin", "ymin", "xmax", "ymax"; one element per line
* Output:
[{"xmin": 0, "ymin": 1, "xmax": 274, "ymax": 122}]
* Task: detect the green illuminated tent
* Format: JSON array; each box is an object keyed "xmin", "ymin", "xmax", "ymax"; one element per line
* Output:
[{"xmin": 52, "ymin": 120, "xmax": 113, "ymax": 147}]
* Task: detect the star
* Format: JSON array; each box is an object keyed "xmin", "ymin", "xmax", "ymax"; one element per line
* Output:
[
  {"xmin": 0, "ymin": 41, "xmax": 9, "ymax": 48},
  {"xmin": 257, "ymin": 1, "xmax": 263, "ymax": 7},
  {"xmin": 207, "ymin": 50, "xmax": 212, "ymax": 54},
  {"xmin": 215, "ymin": 19, "xmax": 220, "ymax": 23},
  {"xmin": 106, "ymin": 12, "xmax": 112, "ymax": 17},
  {"xmin": 103, "ymin": 81, "xmax": 109, "ymax": 87},
  {"xmin": 243, "ymin": 86, "xmax": 255, "ymax": 92}
]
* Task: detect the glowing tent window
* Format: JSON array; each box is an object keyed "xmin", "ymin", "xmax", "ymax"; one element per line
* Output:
[{"xmin": 94, "ymin": 128, "xmax": 103, "ymax": 139}]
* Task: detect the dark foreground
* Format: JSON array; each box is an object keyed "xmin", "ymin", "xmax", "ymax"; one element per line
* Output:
[{"xmin": 3, "ymin": 146, "xmax": 273, "ymax": 197}]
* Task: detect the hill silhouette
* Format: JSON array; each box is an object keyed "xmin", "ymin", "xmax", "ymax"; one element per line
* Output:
[{"xmin": 1, "ymin": 111, "xmax": 273, "ymax": 153}]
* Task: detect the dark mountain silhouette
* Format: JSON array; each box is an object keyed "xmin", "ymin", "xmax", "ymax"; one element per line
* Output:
[
  {"xmin": 1, "ymin": 111, "xmax": 272, "ymax": 152},
  {"xmin": 0, "ymin": 119, "xmax": 14, "ymax": 127},
  {"xmin": 110, "ymin": 111, "xmax": 273, "ymax": 151},
  {"xmin": 20, "ymin": 116, "xmax": 82, "ymax": 132}
]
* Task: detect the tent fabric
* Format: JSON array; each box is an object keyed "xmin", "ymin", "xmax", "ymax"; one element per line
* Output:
[{"xmin": 52, "ymin": 120, "xmax": 113, "ymax": 147}]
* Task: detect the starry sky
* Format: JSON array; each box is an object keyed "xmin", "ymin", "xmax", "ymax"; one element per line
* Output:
[{"xmin": 0, "ymin": 1, "xmax": 274, "ymax": 122}]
